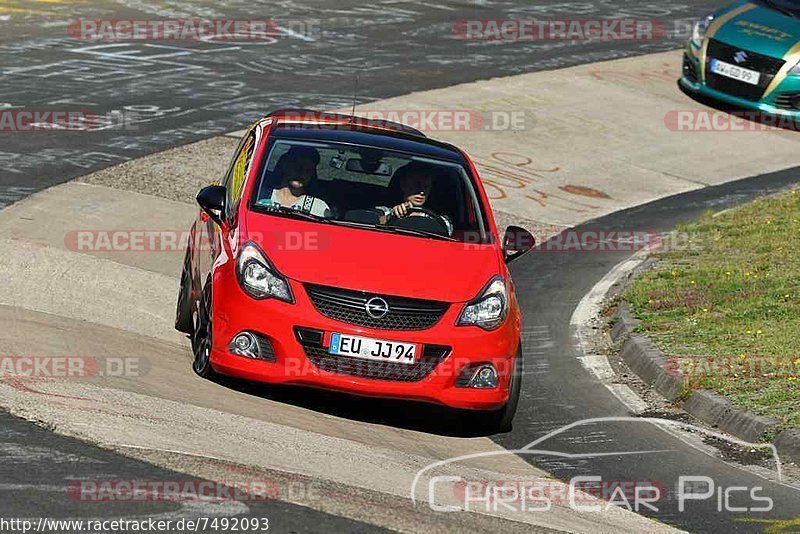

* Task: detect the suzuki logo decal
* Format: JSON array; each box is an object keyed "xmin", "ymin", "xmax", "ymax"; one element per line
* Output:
[
  {"xmin": 365, "ymin": 297, "xmax": 389, "ymax": 319},
  {"xmin": 734, "ymin": 51, "xmax": 748, "ymax": 64}
]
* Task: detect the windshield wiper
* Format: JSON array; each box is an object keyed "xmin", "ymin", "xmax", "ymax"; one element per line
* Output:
[
  {"xmin": 253, "ymin": 205, "xmax": 458, "ymax": 241},
  {"xmin": 252, "ymin": 204, "xmax": 333, "ymax": 224},
  {"xmin": 374, "ymin": 224, "xmax": 458, "ymax": 241},
  {"xmin": 331, "ymin": 218, "xmax": 457, "ymax": 241}
]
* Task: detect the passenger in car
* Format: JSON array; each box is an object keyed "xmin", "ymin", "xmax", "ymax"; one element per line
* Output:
[{"xmin": 260, "ymin": 146, "xmax": 333, "ymax": 217}]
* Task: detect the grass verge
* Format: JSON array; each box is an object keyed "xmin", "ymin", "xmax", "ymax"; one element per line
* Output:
[{"xmin": 625, "ymin": 189, "xmax": 800, "ymax": 430}]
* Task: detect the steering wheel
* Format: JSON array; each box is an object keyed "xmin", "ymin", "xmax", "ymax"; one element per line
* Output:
[
  {"xmin": 405, "ymin": 206, "xmax": 441, "ymax": 219},
  {"xmin": 388, "ymin": 206, "xmax": 451, "ymax": 236}
]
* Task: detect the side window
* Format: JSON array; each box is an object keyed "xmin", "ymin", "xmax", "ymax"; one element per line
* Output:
[{"xmin": 224, "ymin": 132, "xmax": 256, "ymax": 219}]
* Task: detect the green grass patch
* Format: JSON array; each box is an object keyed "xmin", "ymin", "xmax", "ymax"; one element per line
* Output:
[{"xmin": 625, "ymin": 189, "xmax": 800, "ymax": 431}]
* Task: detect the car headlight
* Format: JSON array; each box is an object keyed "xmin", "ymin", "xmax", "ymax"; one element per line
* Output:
[
  {"xmin": 789, "ymin": 60, "xmax": 800, "ymax": 76},
  {"xmin": 236, "ymin": 241, "xmax": 294, "ymax": 302},
  {"xmin": 457, "ymin": 276, "xmax": 508, "ymax": 331},
  {"xmin": 692, "ymin": 13, "xmax": 715, "ymax": 46}
]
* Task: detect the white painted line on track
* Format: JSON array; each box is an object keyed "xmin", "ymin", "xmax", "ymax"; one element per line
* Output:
[
  {"xmin": 577, "ymin": 355, "xmax": 616, "ymax": 383},
  {"xmin": 605, "ymin": 384, "xmax": 649, "ymax": 415},
  {"xmin": 570, "ymin": 249, "xmax": 651, "ymax": 414},
  {"xmin": 570, "ymin": 249, "xmax": 650, "ymax": 331}
]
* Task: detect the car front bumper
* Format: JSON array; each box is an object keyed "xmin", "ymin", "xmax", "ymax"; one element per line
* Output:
[
  {"xmin": 209, "ymin": 269, "xmax": 520, "ymax": 411},
  {"xmin": 681, "ymin": 50, "xmax": 800, "ymax": 120}
]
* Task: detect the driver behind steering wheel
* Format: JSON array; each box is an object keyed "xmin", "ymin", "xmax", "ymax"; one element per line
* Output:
[{"xmin": 378, "ymin": 162, "xmax": 453, "ymax": 235}]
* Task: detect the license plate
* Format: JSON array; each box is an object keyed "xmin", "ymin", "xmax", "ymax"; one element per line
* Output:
[
  {"xmin": 329, "ymin": 333, "xmax": 417, "ymax": 365},
  {"xmin": 710, "ymin": 58, "xmax": 761, "ymax": 86}
]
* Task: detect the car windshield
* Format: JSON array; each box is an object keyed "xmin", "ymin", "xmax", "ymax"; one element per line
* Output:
[
  {"xmin": 250, "ymin": 139, "xmax": 489, "ymax": 243},
  {"xmin": 756, "ymin": 0, "xmax": 800, "ymax": 16}
]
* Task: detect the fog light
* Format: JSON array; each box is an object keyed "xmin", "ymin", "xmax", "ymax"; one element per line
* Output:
[
  {"xmin": 230, "ymin": 332, "xmax": 258, "ymax": 359},
  {"xmin": 228, "ymin": 331, "xmax": 277, "ymax": 362},
  {"xmin": 468, "ymin": 364, "xmax": 499, "ymax": 389}
]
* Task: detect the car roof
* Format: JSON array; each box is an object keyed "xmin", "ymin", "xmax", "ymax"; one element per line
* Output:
[
  {"xmin": 265, "ymin": 109, "xmax": 426, "ymax": 137},
  {"xmin": 259, "ymin": 109, "xmax": 468, "ymax": 164}
]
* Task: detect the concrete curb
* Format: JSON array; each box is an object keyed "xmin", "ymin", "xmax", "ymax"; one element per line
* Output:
[
  {"xmin": 775, "ymin": 429, "xmax": 800, "ymax": 464},
  {"xmin": 682, "ymin": 390, "xmax": 780, "ymax": 444},
  {"xmin": 610, "ymin": 302, "xmax": 639, "ymax": 342},
  {"xmin": 612, "ymin": 302, "xmax": 799, "ymax": 463},
  {"xmin": 618, "ymin": 334, "xmax": 685, "ymax": 401}
]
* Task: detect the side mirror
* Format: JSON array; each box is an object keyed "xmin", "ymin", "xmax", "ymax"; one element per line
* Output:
[
  {"xmin": 196, "ymin": 185, "xmax": 226, "ymax": 226},
  {"xmin": 503, "ymin": 226, "xmax": 535, "ymax": 263}
]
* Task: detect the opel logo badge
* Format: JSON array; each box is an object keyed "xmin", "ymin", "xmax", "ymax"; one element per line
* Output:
[
  {"xmin": 365, "ymin": 297, "xmax": 389, "ymax": 319},
  {"xmin": 734, "ymin": 51, "xmax": 748, "ymax": 64}
]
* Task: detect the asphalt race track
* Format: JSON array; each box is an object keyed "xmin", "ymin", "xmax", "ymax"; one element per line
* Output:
[
  {"xmin": 2, "ymin": 1, "xmax": 800, "ymax": 533},
  {"xmin": 0, "ymin": 0, "xmax": 717, "ymax": 205},
  {"xmin": 0, "ymin": 412, "xmax": 384, "ymax": 532},
  {"xmin": 503, "ymin": 168, "xmax": 800, "ymax": 533}
]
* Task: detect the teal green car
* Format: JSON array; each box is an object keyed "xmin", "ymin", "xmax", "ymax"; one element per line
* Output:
[{"xmin": 681, "ymin": 0, "xmax": 800, "ymax": 116}]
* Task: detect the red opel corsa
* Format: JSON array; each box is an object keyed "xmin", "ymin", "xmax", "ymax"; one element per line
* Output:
[{"xmin": 175, "ymin": 110, "xmax": 534, "ymax": 432}]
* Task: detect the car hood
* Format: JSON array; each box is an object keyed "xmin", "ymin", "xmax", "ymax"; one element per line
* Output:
[
  {"xmin": 243, "ymin": 212, "xmax": 501, "ymax": 303},
  {"xmin": 715, "ymin": 2, "xmax": 800, "ymax": 58}
]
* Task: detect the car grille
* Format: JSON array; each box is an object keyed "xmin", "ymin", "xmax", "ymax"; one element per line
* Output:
[
  {"xmin": 304, "ymin": 283, "xmax": 449, "ymax": 331},
  {"xmin": 774, "ymin": 92, "xmax": 800, "ymax": 110},
  {"xmin": 705, "ymin": 39, "xmax": 785, "ymax": 101},
  {"xmin": 294, "ymin": 327, "xmax": 451, "ymax": 382}
]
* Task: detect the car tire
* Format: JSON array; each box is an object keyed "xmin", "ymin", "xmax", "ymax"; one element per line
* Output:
[
  {"xmin": 191, "ymin": 282, "xmax": 217, "ymax": 380},
  {"xmin": 175, "ymin": 248, "xmax": 194, "ymax": 335},
  {"xmin": 460, "ymin": 346, "xmax": 523, "ymax": 435}
]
